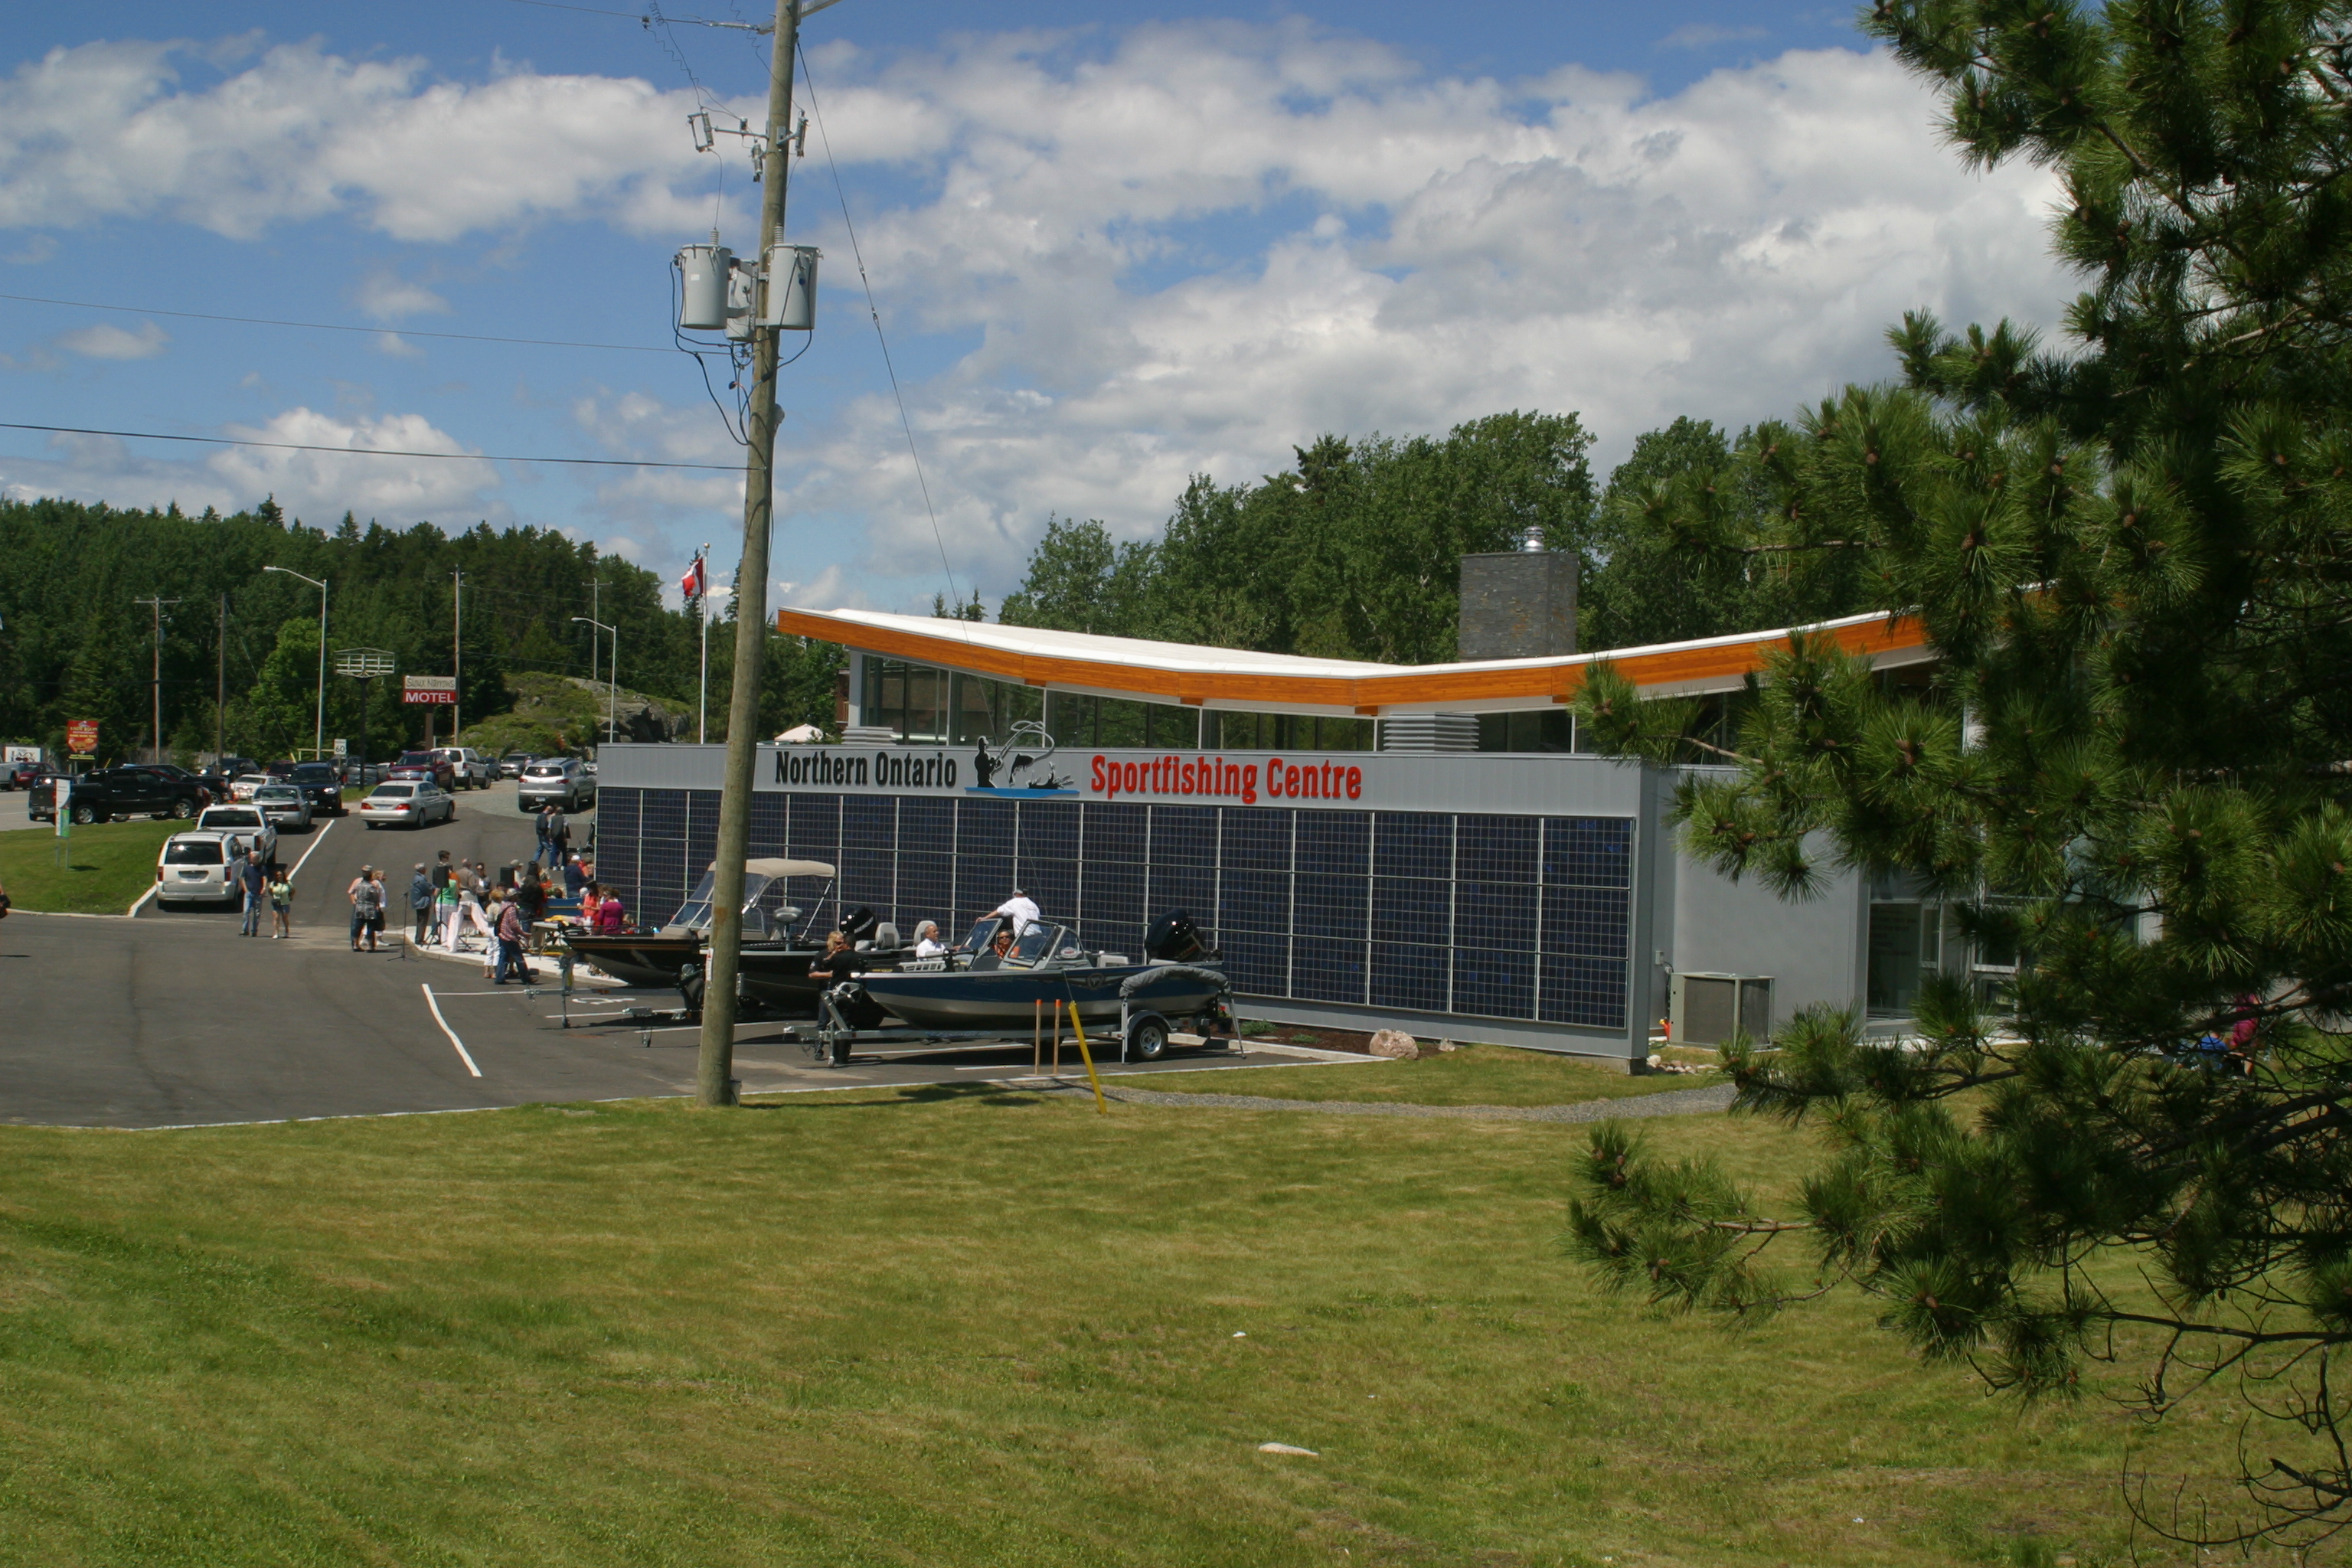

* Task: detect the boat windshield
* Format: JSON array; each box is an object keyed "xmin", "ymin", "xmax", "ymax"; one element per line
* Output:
[
  {"xmin": 957, "ymin": 916, "xmax": 1006, "ymax": 955},
  {"xmin": 1010, "ymin": 923, "xmax": 1065, "ymax": 967},
  {"xmin": 671, "ymin": 870, "xmax": 779, "ymax": 931}
]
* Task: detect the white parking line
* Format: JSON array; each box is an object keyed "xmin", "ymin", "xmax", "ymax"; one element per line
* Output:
[
  {"xmin": 420, "ymin": 984, "xmax": 483, "ymax": 1077},
  {"xmin": 285, "ymin": 818, "xmax": 336, "ymax": 882}
]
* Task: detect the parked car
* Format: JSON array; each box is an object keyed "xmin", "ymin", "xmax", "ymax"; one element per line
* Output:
[
  {"xmin": 387, "ymin": 750, "xmax": 457, "ymax": 792},
  {"xmin": 46, "ymin": 764, "xmax": 209, "ymax": 824},
  {"xmin": 285, "ymin": 760, "xmax": 347, "ymax": 817},
  {"xmin": 251, "ymin": 782, "xmax": 314, "ymax": 831},
  {"xmin": 3, "ymin": 759, "xmax": 41, "ymax": 790},
  {"xmin": 498, "ymin": 753, "xmax": 531, "ymax": 779},
  {"xmin": 359, "ymin": 780, "xmax": 456, "ymax": 829},
  {"xmin": 194, "ymin": 803, "xmax": 279, "ymax": 866},
  {"xmin": 518, "ymin": 758, "xmax": 596, "ymax": 812},
  {"xmin": 433, "ymin": 746, "xmax": 493, "ymax": 790},
  {"xmin": 154, "ymin": 831, "xmax": 241, "ymax": 906}
]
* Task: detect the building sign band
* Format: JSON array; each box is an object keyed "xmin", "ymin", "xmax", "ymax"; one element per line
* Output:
[{"xmin": 769, "ymin": 734, "xmax": 1368, "ymax": 808}]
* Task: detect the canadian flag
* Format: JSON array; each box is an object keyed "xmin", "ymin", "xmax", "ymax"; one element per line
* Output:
[{"xmin": 680, "ymin": 556, "xmax": 705, "ymax": 601}]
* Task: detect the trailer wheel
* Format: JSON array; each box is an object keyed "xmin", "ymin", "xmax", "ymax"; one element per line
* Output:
[{"xmin": 1129, "ymin": 1014, "xmax": 1171, "ymax": 1061}]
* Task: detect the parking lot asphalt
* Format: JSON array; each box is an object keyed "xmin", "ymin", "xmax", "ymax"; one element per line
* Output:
[{"xmin": 1, "ymin": 779, "xmax": 1320, "ymax": 1128}]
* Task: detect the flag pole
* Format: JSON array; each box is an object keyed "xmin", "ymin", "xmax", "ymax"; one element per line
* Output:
[{"xmin": 697, "ymin": 546, "xmax": 710, "ymax": 746}]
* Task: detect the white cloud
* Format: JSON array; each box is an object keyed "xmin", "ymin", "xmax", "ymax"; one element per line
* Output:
[
  {"xmin": 762, "ymin": 28, "xmax": 2070, "ymax": 606},
  {"xmin": 0, "ymin": 39, "xmax": 732, "ymax": 241},
  {"xmin": 355, "ymin": 272, "xmax": 450, "ymax": 321},
  {"xmin": 57, "ymin": 318, "xmax": 168, "ymax": 359},
  {"xmin": 202, "ymin": 407, "xmax": 501, "ymax": 521}
]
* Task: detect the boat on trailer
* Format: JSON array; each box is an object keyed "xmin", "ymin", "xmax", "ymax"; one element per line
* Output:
[
  {"xmin": 562, "ymin": 858, "xmax": 830, "ymax": 988},
  {"xmin": 844, "ymin": 912, "xmax": 1227, "ymax": 1055}
]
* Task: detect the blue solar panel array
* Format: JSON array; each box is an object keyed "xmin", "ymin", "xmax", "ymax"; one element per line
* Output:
[{"xmin": 600, "ymin": 787, "xmax": 1632, "ymax": 1031}]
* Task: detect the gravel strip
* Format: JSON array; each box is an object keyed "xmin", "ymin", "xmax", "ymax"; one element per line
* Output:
[{"xmin": 1041, "ymin": 1080, "xmax": 1737, "ymax": 1122}]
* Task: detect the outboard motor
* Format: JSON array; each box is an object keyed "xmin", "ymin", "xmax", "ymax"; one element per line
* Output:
[
  {"xmin": 843, "ymin": 905, "xmax": 880, "ymax": 947},
  {"xmin": 1144, "ymin": 909, "xmax": 1207, "ymax": 962}
]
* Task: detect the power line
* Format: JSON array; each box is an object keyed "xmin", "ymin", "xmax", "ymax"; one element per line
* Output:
[
  {"xmin": 0, "ymin": 291, "xmax": 670, "ymax": 354},
  {"xmin": 0, "ymin": 423, "xmax": 743, "ymax": 472}
]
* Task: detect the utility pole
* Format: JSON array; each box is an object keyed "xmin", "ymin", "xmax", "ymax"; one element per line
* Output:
[
  {"xmin": 698, "ymin": 542, "xmax": 711, "ymax": 745},
  {"xmin": 135, "ymin": 596, "xmax": 182, "ymax": 763},
  {"xmin": 452, "ymin": 568, "xmax": 464, "ymax": 740},
  {"xmin": 214, "ymin": 593, "xmax": 227, "ymax": 764},
  {"xmin": 701, "ymin": 0, "xmax": 808, "ymax": 1107},
  {"xmin": 263, "ymin": 567, "xmax": 329, "ymax": 760}
]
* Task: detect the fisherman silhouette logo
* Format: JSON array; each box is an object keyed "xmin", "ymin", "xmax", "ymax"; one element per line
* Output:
[{"xmin": 968, "ymin": 721, "xmax": 1076, "ymax": 797}]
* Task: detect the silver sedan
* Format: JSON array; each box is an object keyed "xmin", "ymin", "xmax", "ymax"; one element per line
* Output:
[
  {"xmin": 358, "ymin": 781, "xmax": 457, "ymax": 829},
  {"xmin": 250, "ymin": 782, "xmax": 315, "ymax": 831}
]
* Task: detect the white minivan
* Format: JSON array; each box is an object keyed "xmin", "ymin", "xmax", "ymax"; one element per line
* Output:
[{"xmin": 155, "ymin": 832, "xmax": 239, "ymax": 905}]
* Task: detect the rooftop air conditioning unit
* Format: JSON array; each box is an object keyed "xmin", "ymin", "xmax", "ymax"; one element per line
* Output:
[{"xmin": 1670, "ymin": 972, "xmax": 1773, "ymax": 1046}]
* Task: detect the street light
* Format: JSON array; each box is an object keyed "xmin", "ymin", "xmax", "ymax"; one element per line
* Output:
[
  {"xmin": 572, "ymin": 616, "xmax": 616, "ymax": 745},
  {"xmin": 263, "ymin": 566, "xmax": 328, "ymax": 760}
]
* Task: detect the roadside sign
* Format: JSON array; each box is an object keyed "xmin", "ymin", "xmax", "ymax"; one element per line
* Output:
[
  {"xmin": 3, "ymin": 744, "xmax": 37, "ymax": 765},
  {"xmin": 334, "ymin": 738, "xmax": 348, "ymax": 758},
  {"xmin": 66, "ymin": 720, "xmax": 98, "ymax": 754},
  {"xmin": 402, "ymin": 675, "xmax": 457, "ymax": 706},
  {"xmin": 53, "ymin": 777, "xmax": 70, "ymax": 838}
]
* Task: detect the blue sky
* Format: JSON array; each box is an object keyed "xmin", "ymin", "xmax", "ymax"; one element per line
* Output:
[{"xmin": 0, "ymin": 2, "xmax": 2067, "ymax": 615}]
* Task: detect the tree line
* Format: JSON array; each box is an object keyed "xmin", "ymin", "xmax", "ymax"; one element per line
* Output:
[
  {"xmin": 0, "ymin": 496, "xmax": 840, "ymax": 763},
  {"xmin": 991, "ymin": 410, "xmax": 1869, "ymax": 662}
]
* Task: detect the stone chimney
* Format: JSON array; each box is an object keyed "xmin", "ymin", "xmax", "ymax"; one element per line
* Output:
[{"xmin": 1458, "ymin": 534, "xmax": 1577, "ymax": 660}]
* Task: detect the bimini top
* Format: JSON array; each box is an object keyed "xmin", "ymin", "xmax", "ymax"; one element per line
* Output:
[{"xmin": 776, "ymin": 605, "xmax": 1932, "ymax": 720}]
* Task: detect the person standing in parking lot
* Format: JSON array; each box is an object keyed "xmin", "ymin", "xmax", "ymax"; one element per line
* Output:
[
  {"xmin": 237, "ymin": 849, "xmax": 268, "ymax": 936},
  {"xmin": 492, "ymin": 889, "xmax": 528, "ymax": 984},
  {"xmin": 544, "ymin": 806, "xmax": 570, "ymax": 864},
  {"xmin": 408, "ymin": 863, "xmax": 434, "ymax": 946},
  {"xmin": 269, "ymin": 867, "xmax": 293, "ymax": 938},
  {"xmin": 350, "ymin": 867, "xmax": 385, "ymax": 952}
]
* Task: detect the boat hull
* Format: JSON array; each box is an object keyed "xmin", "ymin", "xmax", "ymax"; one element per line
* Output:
[
  {"xmin": 853, "ymin": 963, "xmax": 1225, "ymax": 1033},
  {"xmin": 566, "ymin": 932, "xmax": 801, "ymax": 990}
]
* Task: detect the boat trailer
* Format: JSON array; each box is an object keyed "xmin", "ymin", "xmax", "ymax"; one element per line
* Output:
[{"xmin": 805, "ymin": 969, "xmax": 1238, "ymax": 1069}]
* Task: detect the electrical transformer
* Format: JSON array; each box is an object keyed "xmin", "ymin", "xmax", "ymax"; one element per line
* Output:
[
  {"xmin": 762, "ymin": 244, "xmax": 820, "ymax": 330},
  {"xmin": 676, "ymin": 242, "xmax": 732, "ymax": 331}
]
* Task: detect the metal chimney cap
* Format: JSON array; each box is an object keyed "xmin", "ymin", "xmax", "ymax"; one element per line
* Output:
[{"xmin": 1520, "ymin": 525, "xmax": 1544, "ymax": 553}]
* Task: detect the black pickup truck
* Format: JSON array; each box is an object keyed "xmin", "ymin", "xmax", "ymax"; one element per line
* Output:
[{"xmin": 31, "ymin": 765, "xmax": 210, "ymax": 824}]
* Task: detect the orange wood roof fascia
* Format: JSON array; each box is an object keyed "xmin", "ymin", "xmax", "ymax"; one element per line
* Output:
[{"xmin": 779, "ymin": 607, "xmax": 1932, "ymax": 710}]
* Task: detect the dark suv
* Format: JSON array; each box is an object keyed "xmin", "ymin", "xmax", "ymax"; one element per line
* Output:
[
  {"xmin": 387, "ymin": 750, "xmax": 457, "ymax": 792},
  {"xmin": 286, "ymin": 761, "xmax": 348, "ymax": 817},
  {"xmin": 44, "ymin": 765, "xmax": 209, "ymax": 824}
]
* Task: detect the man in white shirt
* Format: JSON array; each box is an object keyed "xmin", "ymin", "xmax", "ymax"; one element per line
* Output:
[
  {"xmin": 912, "ymin": 920, "xmax": 946, "ymax": 957},
  {"xmin": 991, "ymin": 889, "xmax": 1040, "ymax": 936}
]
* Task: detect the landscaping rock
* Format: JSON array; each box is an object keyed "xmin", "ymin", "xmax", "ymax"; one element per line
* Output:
[{"xmin": 1367, "ymin": 1029, "xmax": 1418, "ymax": 1060}]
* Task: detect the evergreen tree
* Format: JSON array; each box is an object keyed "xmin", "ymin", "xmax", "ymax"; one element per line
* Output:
[{"xmin": 1567, "ymin": 2, "xmax": 2352, "ymax": 1549}]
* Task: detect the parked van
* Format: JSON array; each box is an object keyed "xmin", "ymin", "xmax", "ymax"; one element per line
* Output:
[{"xmin": 155, "ymin": 832, "xmax": 238, "ymax": 906}]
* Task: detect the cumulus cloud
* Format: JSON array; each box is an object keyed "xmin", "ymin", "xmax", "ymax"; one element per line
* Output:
[
  {"xmin": 204, "ymin": 407, "xmax": 501, "ymax": 520},
  {"xmin": 57, "ymin": 318, "xmax": 168, "ymax": 359},
  {"xmin": 760, "ymin": 26, "xmax": 2070, "ymax": 605},
  {"xmin": 0, "ymin": 38, "xmax": 730, "ymax": 240}
]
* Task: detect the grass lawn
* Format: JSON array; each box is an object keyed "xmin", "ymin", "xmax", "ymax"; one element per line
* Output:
[
  {"xmin": 1145, "ymin": 1043, "xmax": 1707, "ymax": 1106},
  {"xmin": 0, "ymin": 818, "xmax": 177, "ymax": 913},
  {"xmin": 0, "ymin": 1087, "xmax": 2263, "ymax": 1566}
]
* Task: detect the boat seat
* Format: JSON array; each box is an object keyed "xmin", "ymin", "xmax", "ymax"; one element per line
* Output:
[{"xmin": 874, "ymin": 921, "xmax": 900, "ymax": 949}]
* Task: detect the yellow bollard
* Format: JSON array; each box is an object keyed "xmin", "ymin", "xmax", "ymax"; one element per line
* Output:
[{"xmin": 1066, "ymin": 1001, "xmax": 1109, "ymax": 1116}]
